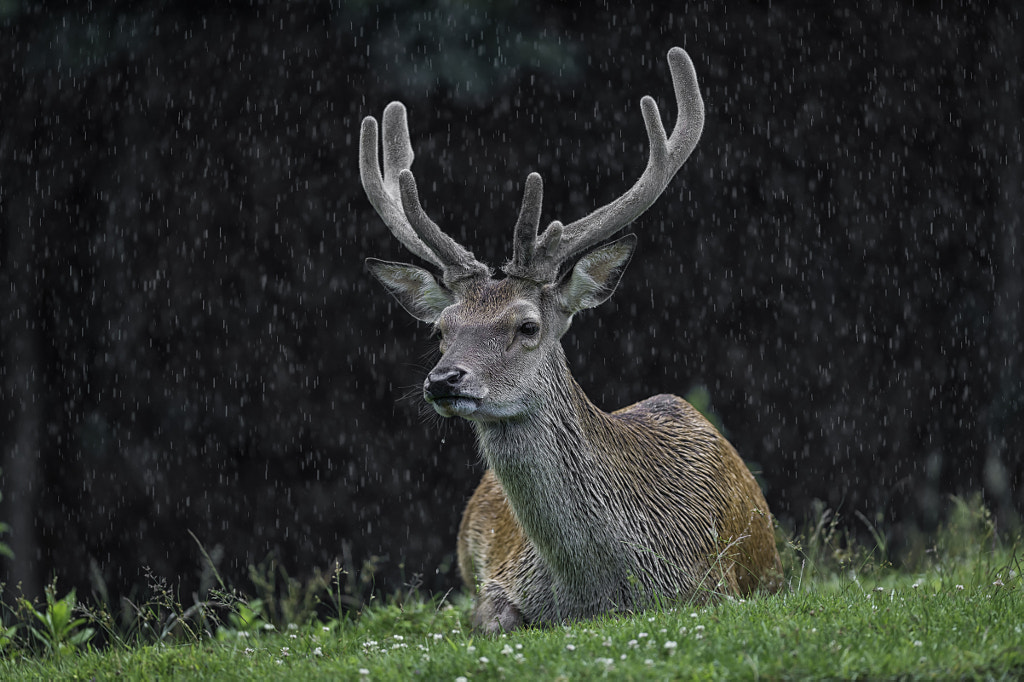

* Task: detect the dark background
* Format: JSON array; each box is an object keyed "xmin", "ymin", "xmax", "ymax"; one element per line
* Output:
[{"xmin": 1, "ymin": 1, "xmax": 1021, "ymax": 605}]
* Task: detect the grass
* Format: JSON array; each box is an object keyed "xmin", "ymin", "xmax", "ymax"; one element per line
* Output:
[{"xmin": 1, "ymin": 498, "xmax": 1022, "ymax": 680}]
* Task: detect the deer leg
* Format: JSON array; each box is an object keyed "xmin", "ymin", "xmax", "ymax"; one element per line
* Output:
[{"xmin": 472, "ymin": 580, "xmax": 523, "ymax": 634}]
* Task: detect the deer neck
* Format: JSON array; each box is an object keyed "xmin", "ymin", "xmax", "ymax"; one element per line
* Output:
[{"xmin": 472, "ymin": 345, "xmax": 622, "ymax": 586}]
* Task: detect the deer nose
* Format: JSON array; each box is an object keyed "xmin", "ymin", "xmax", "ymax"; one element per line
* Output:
[{"xmin": 424, "ymin": 367, "xmax": 468, "ymax": 399}]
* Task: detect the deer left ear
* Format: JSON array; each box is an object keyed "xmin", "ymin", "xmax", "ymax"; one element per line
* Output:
[{"xmin": 557, "ymin": 234, "xmax": 637, "ymax": 315}]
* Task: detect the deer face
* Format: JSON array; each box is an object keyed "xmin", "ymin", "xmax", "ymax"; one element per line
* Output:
[
  {"xmin": 367, "ymin": 235, "xmax": 635, "ymax": 422},
  {"xmin": 360, "ymin": 48, "xmax": 701, "ymax": 420},
  {"xmin": 425, "ymin": 277, "xmax": 549, "ymax": 421}
]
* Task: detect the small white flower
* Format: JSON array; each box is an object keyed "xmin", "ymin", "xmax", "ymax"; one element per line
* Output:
[
  {"xmin": 244, "ymin": 647, "xmax": 255, "ymax": 656},
  {"xmin": 359, "ymin": 669, "xmax": 370, "ymax": 677},
  {"xmin": 566, "ymin": 644, "xmax": 576, "ymax": 651},
  {"xmin": 393, "ymin": 634, "xmax": 404, "ymax": 641},
  {"xmin": 694, "ymin": 633, "xmax": 704, "ymax": 640},
  {"xmin": 263, "ymin": 623, "xmax": 276, "ymax": 631},
  {"xmin": 664, "ymin": 640, "xmax": 678, "ymax": 650},
  {"xmin": 479, "ymin": 656, "xmax": 490, "ymax": 664},
  {"xmin": 644, "ymin": 658, "xmax": 654, "ymax": 665},
  {"xmin": 913, "ymin": 640, "xmax": 923, "ymax": 647},
  {"xmin": 955, "ymin": 584, "xmax": 964, "ymax": 591},
  {"xmin": 628, "ymin": 639, "xmax": 639, "ymax": 648},
  {"xmin": 638, "ymin": 632, "xmax": 648, "ymax": 638},
  {"xmin": 287, "ymin": 623, "xmax": 298, "ymax": 630},
  {"xmin": 912, "ymin": 582, "xmax": 920, "ymax": 589},
  {"xmin": 432, "ymin": 633, "xmax": 444, "ymax": 640},
  {"xmin": 466, "ymin": 644, "xmax": 476, "ymax": 653},
  {"xmin": 690, "ymin": 612, "xmax": 699, "ymax": 618},
  {"xmin": 455, "ymin": 677, "xmax": 468, "ymax": 682},
  {"xmin": 602, "ymin": 638, "xmax": 612, "ymax": 647},
  {"xmin": 313, "ymin": 647, "xmax": 323, "ymax": 657},
  {"xmin": 514, "ymin": 653, "xmax": 525, "ymax": 663},
  {"xmin": 993, "ymin": 579, "xmax": 1005, "ymax": 587},
  {"xmin": 501, "ymin": 644, "xmax": 514, "ymax": 655},
  {"xmin": 322, "ymin": 625, "xmax": 331, "ymax": 632}
]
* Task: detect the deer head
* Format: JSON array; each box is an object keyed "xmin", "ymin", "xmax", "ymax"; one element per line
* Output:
[{"xmin": 362, "ymin": 47, "xmax": 704, "ymax": 423}]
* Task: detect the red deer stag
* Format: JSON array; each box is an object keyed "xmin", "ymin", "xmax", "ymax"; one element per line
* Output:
[{"xmin": 360, "ymin": 47, "xmax": 782, "ymax": 633}]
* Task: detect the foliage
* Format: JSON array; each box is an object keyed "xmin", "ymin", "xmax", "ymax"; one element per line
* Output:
[
  {"xmin": 15, "ymin": 584, "xmax": 95, "ymax": 655},
  {"xmin": 0, "ymin": 496, "xmax": 1020, "ymax": 680},
  {"xmin": 1, "ymin": 550, "xmax": 1021, "ymax": 679},
  {"xmin": 0, "ymin": 623, "xmax": 16, "ymax": 657}
]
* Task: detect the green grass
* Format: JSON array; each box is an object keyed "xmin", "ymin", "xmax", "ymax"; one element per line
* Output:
[
  {"xmin": 2, "ymin": 498, "xmax": 1022, "ymax": 680},
  {"xmin": 2, "ymin": 556, "xmax": 1021, "ymax": 680}
]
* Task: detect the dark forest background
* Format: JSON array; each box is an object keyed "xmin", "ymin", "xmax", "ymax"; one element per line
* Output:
[{"xmin": 1, "ymin": 1, "xmax": 1021, "ymax": 605}]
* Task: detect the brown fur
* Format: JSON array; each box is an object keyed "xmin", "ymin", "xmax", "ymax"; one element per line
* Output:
[{"xmin": 456, "ymin": 372, "xmax": 782, "ymax": 632}]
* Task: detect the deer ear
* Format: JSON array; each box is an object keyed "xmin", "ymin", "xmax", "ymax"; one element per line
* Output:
[
  {"xmin": 366, "ymin": 258, "xmax": 455, "ymax": 323},
  {"xmin": 557, "ymin": 234, "xmax": 637, "ymax": 314}
]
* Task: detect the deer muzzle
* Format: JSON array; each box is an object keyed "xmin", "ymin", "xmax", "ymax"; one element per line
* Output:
[{"xmin": 424, "ymin": 366, "xmax": 487, "ymax": 418}]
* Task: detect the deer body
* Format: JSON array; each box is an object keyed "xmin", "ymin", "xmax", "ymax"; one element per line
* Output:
[
  {"xmin": 458, "ymin": 345, "xmax": 779, "ymax": 630},
  {"xmin": 359, "ymin": 48, "xmax": 782, "ymax": 632}
]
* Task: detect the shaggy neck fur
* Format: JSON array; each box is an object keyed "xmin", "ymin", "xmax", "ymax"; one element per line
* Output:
[{"xmin": 472, "ymin": 344, "xmax": 626, "ymax": 596}]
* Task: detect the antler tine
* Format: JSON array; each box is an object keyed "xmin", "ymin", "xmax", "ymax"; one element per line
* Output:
[
  {"xmin": 360, "ymin": 103, "xmax": 442, "ymax": 269},
  {"xmin": 506, "ymin": 172, "xmax": 544, "ymax": 277},
  {"xmin": 360, "ymin": 101, "xmax": 489, "ymax": 284},
  {"xmin": 528, "ymin": 47, "xmax": 705, "ymax": 280},
  {"xmin": 397, "ymin": 171, "xmax": 490, "ymax": 283}
]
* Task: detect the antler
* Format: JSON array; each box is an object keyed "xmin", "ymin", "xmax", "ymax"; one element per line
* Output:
[
  {"xmin": 504, "ymin": 47, "xmax": 705, "ymax": 282},
  {"xmin": 360, "ymin": 102, "xmax": 490, "ymax": 285}
]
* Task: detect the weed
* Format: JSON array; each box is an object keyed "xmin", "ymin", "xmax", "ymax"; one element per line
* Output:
[
  {"xmin": 16, "ymin": 582, "xmax": 95, "ymax": 655},
  {"xmin": 0, "ymin": 621, "xmax": 16, "ymax": 655},
  {"xmin": 246, "ymin": 556, "xmax": 336, "ymax": 627}
]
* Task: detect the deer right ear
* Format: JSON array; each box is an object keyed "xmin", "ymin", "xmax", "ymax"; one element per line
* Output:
[
  {"xmin": 557, "ymin": 234, "xmax": 637, "ymax": 315},
  {"xmin": 366, "ymin": 258, "xmax": 455, "ymax": 323}
]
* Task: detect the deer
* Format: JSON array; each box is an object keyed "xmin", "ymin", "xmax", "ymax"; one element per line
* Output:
[{"xmin": 359, "ymin": 47, "xmax": 782, "ymax": 633}]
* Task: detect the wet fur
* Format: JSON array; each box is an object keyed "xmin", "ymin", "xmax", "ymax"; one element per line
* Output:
[{"xmin": 457, "ymin": 344, "xmax": 782, "ymax": 633}]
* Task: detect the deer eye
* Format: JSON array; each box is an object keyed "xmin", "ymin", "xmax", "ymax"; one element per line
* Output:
[{"xmin": 519, "ymin": 321, "xmax": 540, "ymax": 337}]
